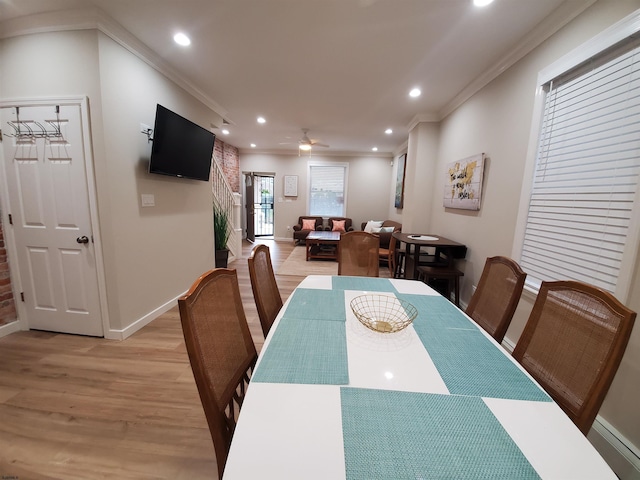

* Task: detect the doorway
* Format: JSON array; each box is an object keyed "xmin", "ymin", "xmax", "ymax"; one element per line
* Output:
[{"xmin": 244, "ymin": 172, "xmax": 274, "ymax": 241}]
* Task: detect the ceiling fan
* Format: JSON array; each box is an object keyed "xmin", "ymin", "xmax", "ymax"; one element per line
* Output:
[{"xmin": 280, "ymin": 129, "xmax": 329, "ymax": 155}]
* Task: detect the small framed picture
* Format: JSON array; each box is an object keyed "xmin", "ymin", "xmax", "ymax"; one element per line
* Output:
[{"xmin": 284, "ymin": 175, "xmax": 298, "ymax": 197}]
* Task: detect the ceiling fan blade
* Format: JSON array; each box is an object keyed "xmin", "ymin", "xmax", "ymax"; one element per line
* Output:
[{"xmin": 312, "ymin": 142, "xmax": 330, "ymax": 148}]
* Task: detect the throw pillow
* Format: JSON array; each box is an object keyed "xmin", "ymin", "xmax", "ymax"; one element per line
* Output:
[
  {"xmin": 364, "ymin": 220, "xmax": 383, "ymax": 233},
  {"xmin": 301, "ymin": 218, "xmax": 317, "ymax": 230},
  {"xmin": 332, "ymin": 219, "xmax": 346, "ymax": 232},
  {"xmin": 379, "ymin": 226, "xmax": 395, "ymax": 233}
]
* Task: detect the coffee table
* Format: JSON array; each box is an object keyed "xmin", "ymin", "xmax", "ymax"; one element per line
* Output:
[{"xmin": 306, "ymin": 231, "xmax": 340, "ymax": 261}]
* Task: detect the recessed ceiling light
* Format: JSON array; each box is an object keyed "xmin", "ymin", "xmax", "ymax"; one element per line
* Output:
[
  {"xmin": 173, "ymin": 33, "xmax": 191, "ymax": 46},
  {"xmin": 250, "ymin": 143, "xmax": 256, "ymax": 148},
  {"xmin": 372, "ymin": 147, "xmax": 378, "ymax": 152},
  {"xmin": 257, "ymin": 116, "xmax": 266, "ymax": 124},
  {"xmin": 221, "ymin": 129, "xmax": 230, "ymax": 135},
  {"xmin": 385, "ymin": 128, "xmax": 393, "ymax": 135},
  {"xmin": 473, "ymin": 0, "xmax": 494, "ymax": 6},
  {"xmin": 409, "ymin": 88, "xmax": 421, "ymax": 98}
]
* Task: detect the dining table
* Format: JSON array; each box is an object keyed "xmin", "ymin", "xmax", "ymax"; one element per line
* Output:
[
  {"xmin": 392, "ymin": 232, "xmax": 467, "ymax": 280},
  {"xmin": 222, "ymin": 275, "xmax": 616, "ymax": 479}
]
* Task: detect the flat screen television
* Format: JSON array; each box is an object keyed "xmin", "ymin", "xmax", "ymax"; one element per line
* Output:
[{"xmin": 149, "ymin": 104, "xmax": 215, "ymax": 181}]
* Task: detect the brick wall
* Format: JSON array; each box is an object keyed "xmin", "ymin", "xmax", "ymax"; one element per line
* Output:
[
  {"xmin": 0, "ymin": 217, "xmax": 17, "ymax": 326},
  {"xmin": 214, "ymin": 138, "xmax": 240, "ymax": 193}
]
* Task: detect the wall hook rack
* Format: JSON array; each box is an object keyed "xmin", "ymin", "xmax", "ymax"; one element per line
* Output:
[{"xmin": 4, "ymin": 105, "xmax": 65, "ymax": 141}]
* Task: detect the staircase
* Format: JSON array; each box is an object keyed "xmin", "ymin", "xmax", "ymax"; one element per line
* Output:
[{"xmin": 211, "ymin": 155, "xmax": 241, "ymax": 263}]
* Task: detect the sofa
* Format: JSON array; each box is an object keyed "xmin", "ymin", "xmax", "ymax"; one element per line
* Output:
[
  {"xmin": 361, "ymin": 220, "xmax": 402, "ymax": 250},
  {"xmin": 293, "ymin": 216, "xmax": 324, "ymax": 244},
  {"xmin": 325, "ymin": 217, "xmax": 355, "ymax": 233}
]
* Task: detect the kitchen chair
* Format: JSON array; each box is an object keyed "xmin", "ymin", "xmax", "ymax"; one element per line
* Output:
[
  {"xmin": 248, "ymin": 244, "xmax": 283, "ymax": 337},
  {"xmin": 178, "ymin": 268, "xmax": 258, "ymax": 480},
  {"xmin": 465, "ymin": 256, "xmax": 526, "ymax": 343},
  {"xmin": 378, "ymin": 235, "xmax": 404, "ymax": 278},
  {"xmin": 338, "ymin": 231, "xmax": 380, "ymax": 277},
  {"xmin": 416, "ymin": 264, "xmax": 464, "ymax": 306},
  {"xmin": 512, "ymin": 280, "xmax": 636, "ymax": 435}
]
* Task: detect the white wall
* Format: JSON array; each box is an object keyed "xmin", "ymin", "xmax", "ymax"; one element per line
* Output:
[
  {"xmin": 0, "ymin": 30, "xmax": 220, "ymax": 334},
  {"xmin": 240, "ymin": 152, "xmax": 393, "ymax": 239},
  {"xmin": 412, "ymin": 0, "xmax": 640, "ymax": 470}
]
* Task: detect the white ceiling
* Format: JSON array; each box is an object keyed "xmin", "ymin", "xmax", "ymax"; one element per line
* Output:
[{"xmin": 0, "ymin": 0, "xmax": 594, "ymax": 155}]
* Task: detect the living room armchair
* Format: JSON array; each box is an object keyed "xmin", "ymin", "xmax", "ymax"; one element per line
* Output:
[
  {"xmin": 325, "ymin": 217, "xmax": 354, "ymax": 233},
  {"xmin": 293, "ymin": 216, "xmax": 324, "ymax": 244}
]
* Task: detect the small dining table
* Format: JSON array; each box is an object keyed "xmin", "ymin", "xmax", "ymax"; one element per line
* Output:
[
  {"xmin": 223, "ymin": 275, "xmax": 616, "ymax": 479},
  {"xmin": 393, "ymin": 232, "xmax": 467, "ymax": 279}
]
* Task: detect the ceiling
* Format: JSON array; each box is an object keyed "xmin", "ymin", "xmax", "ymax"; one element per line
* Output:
[{"xmin": 0, "ymin": 0, "xmax": 594, "ymax": 155}]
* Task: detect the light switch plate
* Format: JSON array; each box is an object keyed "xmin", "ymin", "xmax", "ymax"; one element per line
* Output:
[{"xmin": 141, "ymin": 194, "xmax": 155, "ymax": 207}]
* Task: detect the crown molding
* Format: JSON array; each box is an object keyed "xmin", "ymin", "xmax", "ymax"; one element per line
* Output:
[
  {"xmin": 438, "ymin": 0, "xmax": 598, "ymax": 120},
  {"xmin": 0, "ymin": 7, "xmax": 228, "ymax": 119}
]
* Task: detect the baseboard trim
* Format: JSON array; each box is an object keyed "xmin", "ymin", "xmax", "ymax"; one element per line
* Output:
[
  {"xmin": 0, "ymin": 320, "xmax": 23, "ymax": 338},
  {"xmin": 104, "ymin": 293, "xmax": 185, "ymax": 340},
  {"xmin": 501, "ymin": 337, "xmax": 639, "ymax": 478}
]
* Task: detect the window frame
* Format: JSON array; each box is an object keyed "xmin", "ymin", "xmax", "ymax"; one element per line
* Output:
[
  {"xmin": 307, "ymin": 161, "xmax": 349, "ymax": 218},
  {"xmin": 512, "ymin": 10, "xmax": 640, "ymax": 303}
]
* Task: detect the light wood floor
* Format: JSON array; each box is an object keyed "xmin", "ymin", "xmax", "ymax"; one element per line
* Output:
[{"xmin": 0, "ymin": 239, "xmax": 391, "ymax": 479}]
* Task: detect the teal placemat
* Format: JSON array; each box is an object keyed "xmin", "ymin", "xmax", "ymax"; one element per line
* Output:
[
  {"xmin": 341, "ymin": 388, "xmax": 540, "ymax": 480},
  {"xmin": 332, "ymin": 276, "xmax": 397, "ymax": 293},
  {"xmin": 397, "ymin": 295, "xmax": 549, "ymax": 401},
  {"xmin": 252, "ymin": 316, "xmax": 349, "ymax": 384},
  {"xmin": 397, "ymin": 294, "xmax": 475, "ymax": 329},
  {"xmin": 282, "ymin": 288, "xmax": 346, "ymax": 322}
]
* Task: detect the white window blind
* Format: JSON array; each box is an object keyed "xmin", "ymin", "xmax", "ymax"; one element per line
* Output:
[
  {"xmin": 309, "ymin": 164, "xmax": 347, "ymax": 217},
  {"xmin": 521, "ymin": 39, "xmax": 640, "ymax": 293}
]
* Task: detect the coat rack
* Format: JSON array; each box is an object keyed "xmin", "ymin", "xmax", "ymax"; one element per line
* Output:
[{"xmin": 4, "ymin": 105, "xmax": 65, "ymax": 141}]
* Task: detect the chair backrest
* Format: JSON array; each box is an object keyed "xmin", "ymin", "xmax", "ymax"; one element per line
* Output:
[
  {"xmin": 178, "ymin": 268, "xmax": 258, "ymax": 479},
  {"xmin": 465, "ymin": 256, "xmax": 526, "ymax": 343},
  {"xmin": 248, "ymin": 244, "xmax": 283, "ymax": 337},
  {"xmin": 338, "ymin": 231, "xmax": 380, "ymax": 277},
  {"xmin": 512, "ymin": 280, "xmax": 636, "ymax": 435}
]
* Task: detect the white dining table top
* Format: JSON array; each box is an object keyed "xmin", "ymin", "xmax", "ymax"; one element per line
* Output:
[{"xmin": 222, "ymin": 275, "xmax": 615, "ymax": 479}]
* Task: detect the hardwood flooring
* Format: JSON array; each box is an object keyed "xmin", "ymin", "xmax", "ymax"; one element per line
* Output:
[{"xmin": 0, "ymin": 239, "xmax": 390, "ymax": 479}]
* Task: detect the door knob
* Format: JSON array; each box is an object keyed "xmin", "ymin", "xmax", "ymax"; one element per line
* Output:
[{"xmin": 76, "ymin": 236, "xmax": 89, "ymax": 244}]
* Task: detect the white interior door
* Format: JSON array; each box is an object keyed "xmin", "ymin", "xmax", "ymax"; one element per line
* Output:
[{"xmin": 1, "ymin": 103, "xmax": 103, "ymax": 336}]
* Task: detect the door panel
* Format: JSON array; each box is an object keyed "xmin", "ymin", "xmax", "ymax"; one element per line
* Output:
[
  {"xmin": 1, "ymin": 104, "xmax": 103, "ymax": 336},
  {"xmin": 245, "ymin": 173, "xmax": 255, "ymax": 242}
]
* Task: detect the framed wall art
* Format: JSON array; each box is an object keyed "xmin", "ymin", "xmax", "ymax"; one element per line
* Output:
[
  {"xmin": 443, "ymin": 153, "xmax": 485, "ymax": 210},
  {"xmin": 394, "ymin": 153, "xmax": 407, "ymax": 209},
  {"xmin": 284, "ymin": 175, "xmax": 298, "ymax": 197}
]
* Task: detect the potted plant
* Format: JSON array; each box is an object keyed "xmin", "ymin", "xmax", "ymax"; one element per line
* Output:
[{"xmin": 214, "ymin": 203, "xmax": 231, "ymax": 268}]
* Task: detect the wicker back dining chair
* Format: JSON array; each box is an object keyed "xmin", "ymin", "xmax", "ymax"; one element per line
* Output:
[
  {"xmin": 178, "ymin": 268, "xmax": 258, "ymax": 479},
  {"xmin": 465, "ymin": 256, "xmax": 526, "ymax": 343},
  {"xmin": 512, "ymin": 280, "xmax": 636, "ymax": 435},
  {"xmin": 338, "ymin": 231, "xmax": 380, "ymax": 277},
  {"xmin": 248, "ymin": 244, "xmax": 283, "ymax": 337}
]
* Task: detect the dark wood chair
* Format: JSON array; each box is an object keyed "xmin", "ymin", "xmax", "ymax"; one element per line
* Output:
[
  {"xmin": 178, "ymin": 269, "xmax": 258, "ymax": 479},
  {"xmin": 512, "ymin": 280, "xmax": 636, "ymax": 435},
  {"xmin": 338, "ymin": 231, "xmax": 380, "ymax": 277},
  {"xmin": 248, "ymin": 244, "xmax": 283, "ymax": 337},
  {"xmin": 465, "ymin": 256, "xmax": 526, "ymax": 343},
  {"xmin": 417, "ymin": 265, "xmax": 464, "ymax": 306}
]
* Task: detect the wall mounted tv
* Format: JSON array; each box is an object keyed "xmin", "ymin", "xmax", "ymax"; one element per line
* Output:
[{"xmin": 149, "ymin": 104, "xmax": 215, "ymax": 182}]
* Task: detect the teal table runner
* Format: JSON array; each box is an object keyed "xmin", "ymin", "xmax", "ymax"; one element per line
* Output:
[
  {"xmin": 341, "ymin": 388, "xmax": 540, "ymax": 479},
  {"xmin": 282, "ymin": 288, "xmax": 346, "ymax": 322},
  {"xmin": 398, "ymin": 295, "xmax": 550, "ymax": 401},
  {"xmin": 252, "ymin": 316, "xmax": 349, "ymax": 385},
  {"xmin": 332, "ymin": 276, "xmax": 398, "ymax": 293}
]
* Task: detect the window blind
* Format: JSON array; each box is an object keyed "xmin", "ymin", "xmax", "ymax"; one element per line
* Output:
[
  {"xmin": 521, "ymin": 40, "xmax": 640, "ymax": 293},
  {"xmin": 309, "ymin": 164, "xmax": 347, "ymax": 217}
]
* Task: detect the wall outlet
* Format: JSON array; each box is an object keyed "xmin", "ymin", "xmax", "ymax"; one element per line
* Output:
[{"xmin": 286, "ymin": 225, "xmax": 291, "ymax": 231}]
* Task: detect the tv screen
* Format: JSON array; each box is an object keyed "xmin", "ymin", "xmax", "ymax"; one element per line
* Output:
[{"xmin": 149, "ymin": 104, "xmax": 215, "ymax": 181}]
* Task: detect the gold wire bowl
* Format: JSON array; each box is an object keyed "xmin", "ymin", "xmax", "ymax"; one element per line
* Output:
[{"xmin": 350, "ymin": 295, "xmax": 418, "ymax": 333}]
